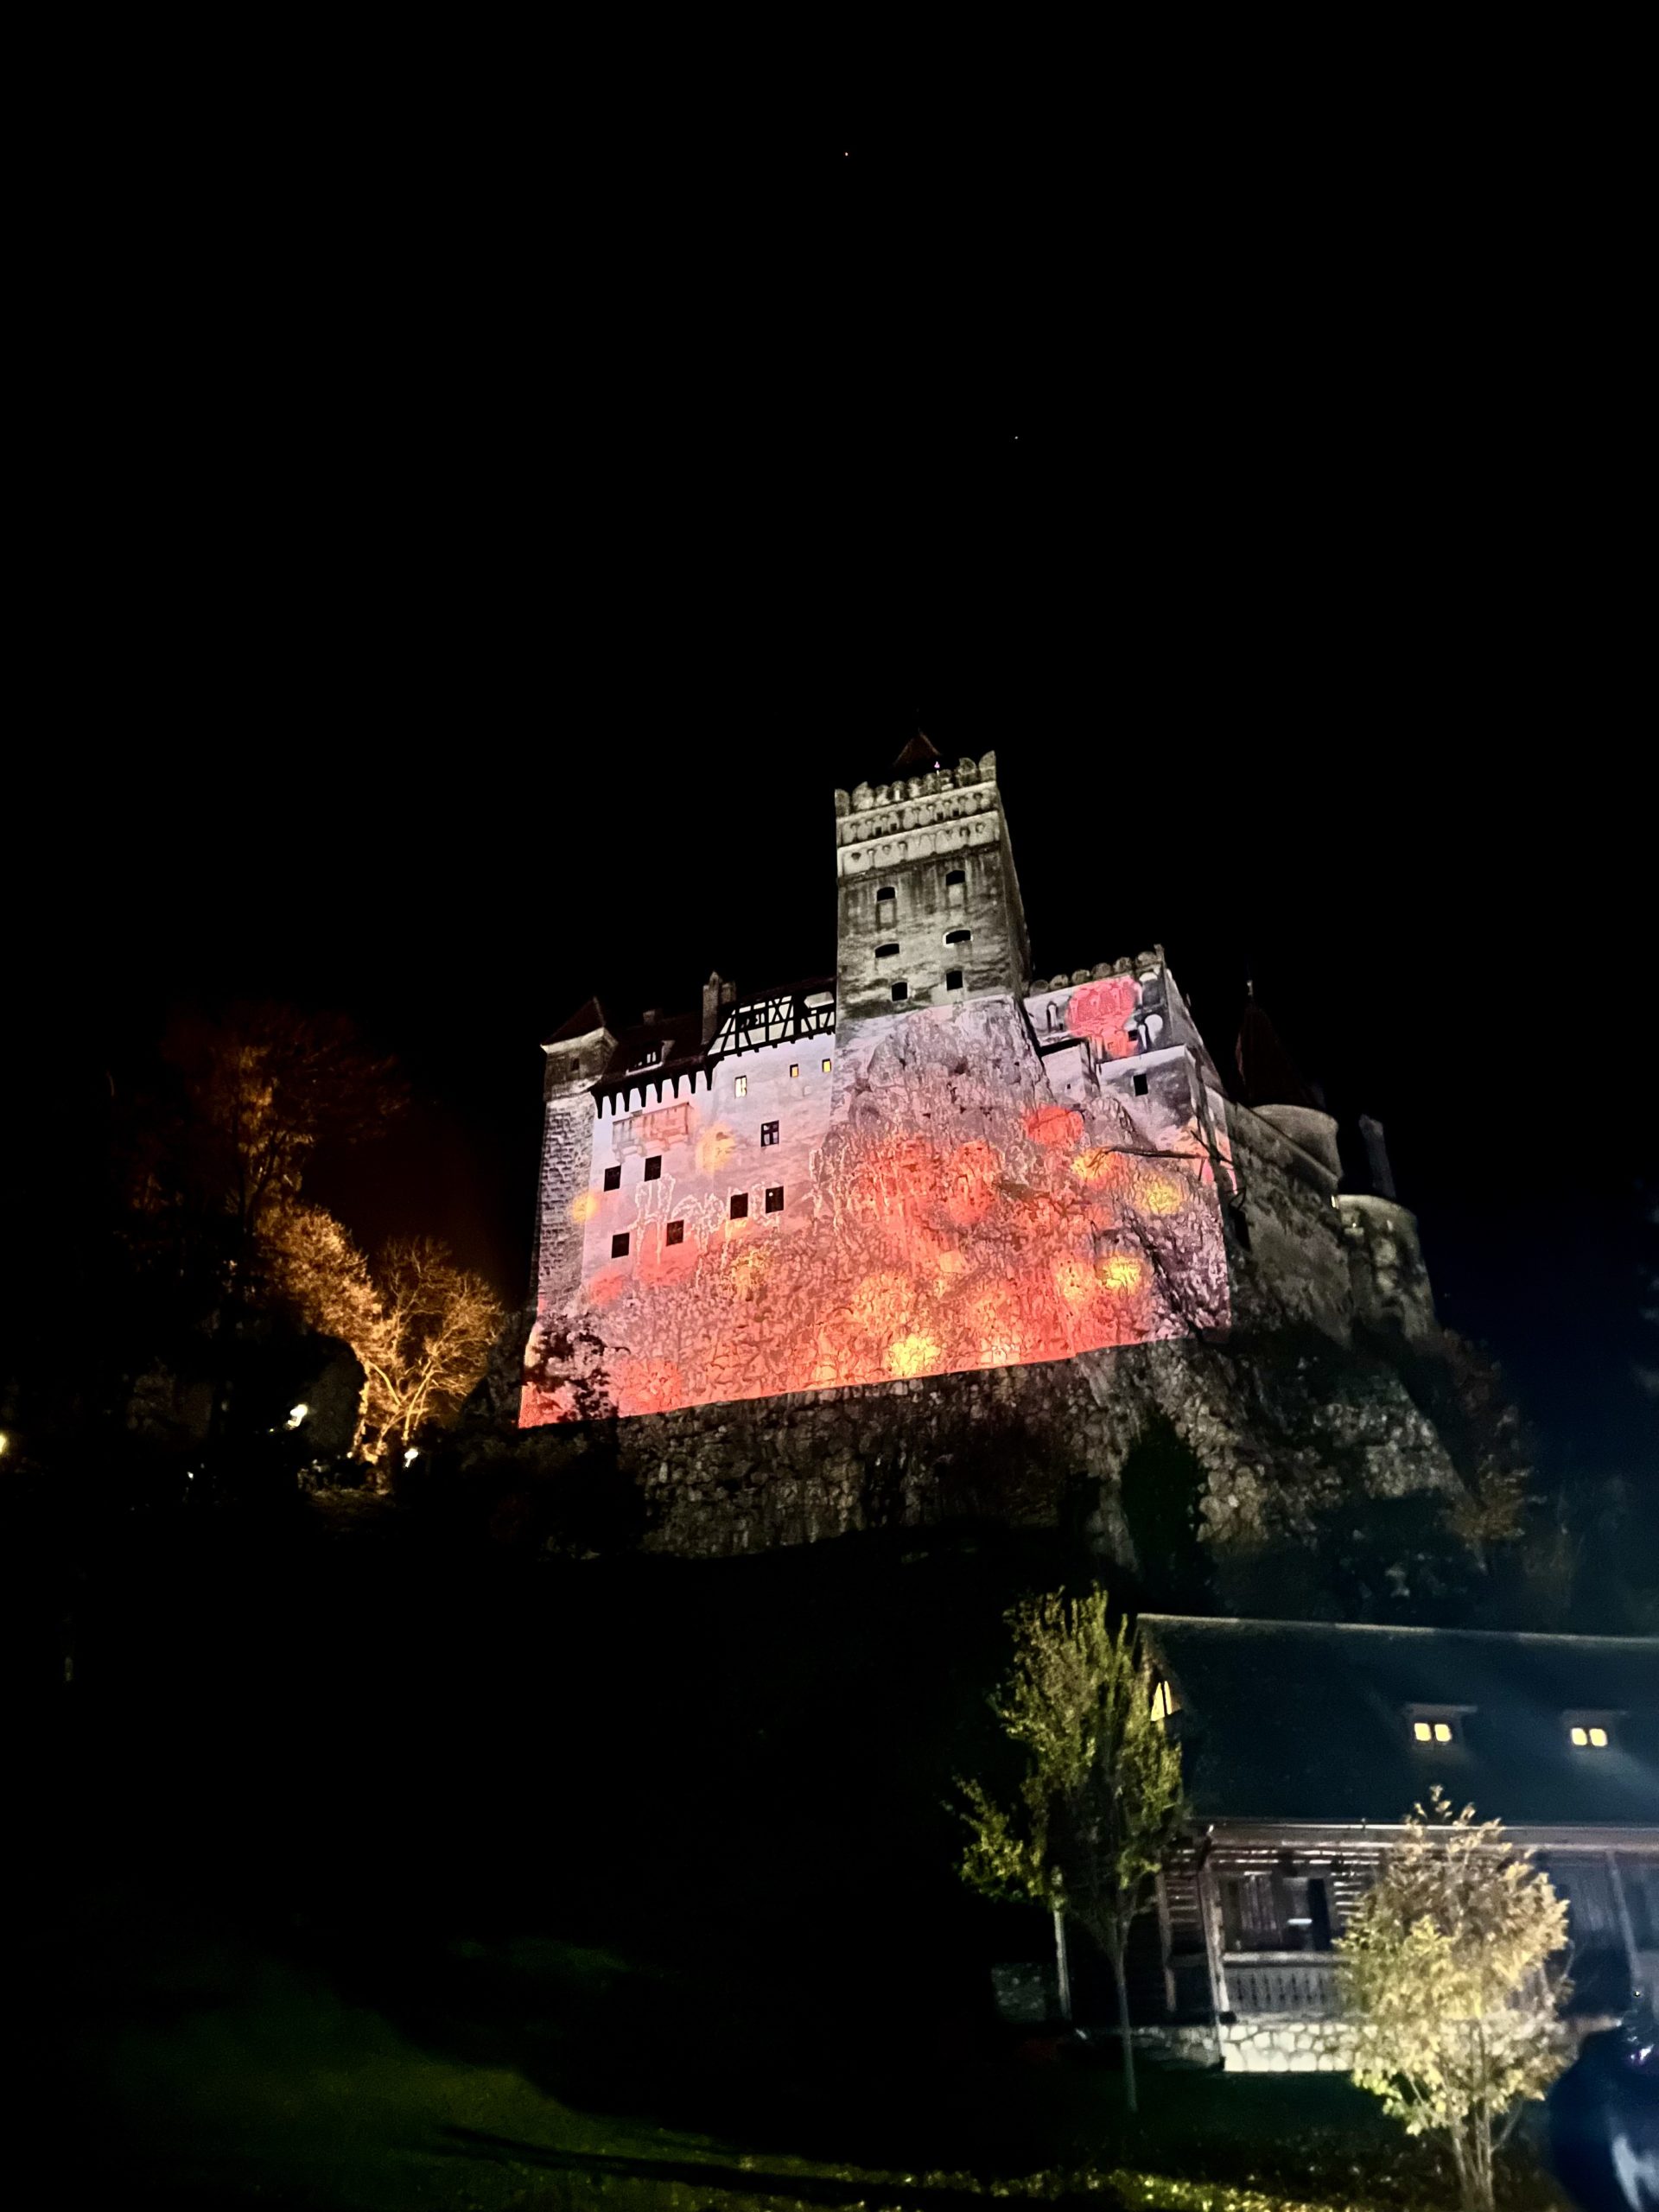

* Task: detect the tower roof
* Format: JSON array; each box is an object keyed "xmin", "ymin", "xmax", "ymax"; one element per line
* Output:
[
  {"xmin": 1234, "ymin": 989, "xmax": 1317, "ymax": 1109},
  {"xmin": 890, "ymin": 728, "xmax": 944, "ymax": 776},
  {"xmin": 541, "ymin": 996, "xmax": 610, "ymax": 1048}
]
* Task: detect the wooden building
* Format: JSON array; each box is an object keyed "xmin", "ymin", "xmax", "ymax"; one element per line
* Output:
[{"xmin": 1129, "ymin": 1617, "xmax": 1659, "ymax": 2071}]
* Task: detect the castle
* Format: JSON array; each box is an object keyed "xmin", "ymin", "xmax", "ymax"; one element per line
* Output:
[{"xmin": 521, "ymin": 741, "xmax": 1449, "ymax": 1560}]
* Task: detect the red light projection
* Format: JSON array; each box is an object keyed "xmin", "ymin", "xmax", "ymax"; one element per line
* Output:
[{"xmin": 522, "ymin": 995, "xmax": 1230, "ymax": 1424}]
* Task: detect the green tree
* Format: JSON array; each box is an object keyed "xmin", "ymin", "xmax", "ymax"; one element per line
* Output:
[
  {"xmin": 1337, "ymin": 1789, "xmax": 1570, "ymax": 2212},
  {"xmin": 957, "ymin": 1589, "xmax": 1185, "ymax": 2112}
]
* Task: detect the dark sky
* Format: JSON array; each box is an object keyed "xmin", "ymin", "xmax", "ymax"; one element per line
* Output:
[{"xmin": 22, "ymin": 118, "xmax": 1654, "ymax": 1478}]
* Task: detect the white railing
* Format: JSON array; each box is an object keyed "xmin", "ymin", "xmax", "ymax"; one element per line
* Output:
[{"xmin": 1225, "ymin": 1955, "xmax": 1343, "ymax": 2017}]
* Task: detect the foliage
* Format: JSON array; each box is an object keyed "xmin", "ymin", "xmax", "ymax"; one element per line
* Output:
[
  {"xmin": 264, "ymin": 1205, "xmax": 504, "ymax": 1471},
  {"xmin": 1336, "ymin": 1789, "xmax": 1570, "ymax": 2212},
  {"xmin": 958, "ymin": 1588, "xmax": 1185, "ymax": 2111}
]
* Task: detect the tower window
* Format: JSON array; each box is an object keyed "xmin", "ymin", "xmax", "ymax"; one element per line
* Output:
[
  {"xmin": 945, "ymin": 868, "xmax": 965, "ymax": 886},
  {"xmin": 665, "ymin": 1220, "xmax": 684, "ymax": 1246},
  {"xmin": 789, "ymin": 1064, "xmax": 799, "ymax": 1078},
  {"xmin": 729, "ymin": 1192, "xmax": 749, "ymax": 1219},
  {"xmin": 765, "ymin": 1185, "xmax": 785, "ymax": 1213},
  {"xmin": 760, "ymin": 1122, "xmax": 779, "ymax": 1147},
  {"xmin": 944, "ymin": 928, "xmax": 972, "ymax": 945},
  {"xmin": 875, "ymin": 942, "xmax": 900, "ymax": 960},
  {"xmin": 644, "ymin": 1155, "xmax": 662, "ymax": 1181},
  {"xmin": 611, "ymin": 1232, "xmax": 630, "ymax": 1259},
  {"xmin": 1132, "ymin": 1071, "xmax": 1149, "ymax": 1096},
  {"xmin": 1046, "ymin": 1001, "xmax": 1062, "ymax": 1033},
  {"xmin": 603, "ymin": 1165, "xmax": 622, "ymax": 1192},
  {"xmin": 876, "ymin": 885, "xmax": 896, "ymax": 905},
  {"xmin": 945, "ymin": 969, "xmax": 964, "ymax": 991},
  {"xmin": 734, "ymin": 1074, "xmax": 747, "ymax": 1097},
  {"xmin": 1408, "ymin": 1708, "xmax": 1465, "ymax": 1746},
  {"xmin": 1567, "ymin": 1717, "xmax": 1614, "ymax": 1749},
  {"xmin": 822, "ymin": 1058, "xmax": 832, "ymax": 1074},
  {"xmin": 891, "ymin": 981, "xmax": 908, "ymax": 1002}
]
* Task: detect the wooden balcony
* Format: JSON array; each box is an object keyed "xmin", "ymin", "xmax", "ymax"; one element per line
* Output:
[{"xmin": 1224, "ymin": 1954, "xmax": 1343, "ymax": 2018}]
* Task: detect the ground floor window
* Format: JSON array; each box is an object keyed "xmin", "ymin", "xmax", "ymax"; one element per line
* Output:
[{"xmin": 1220, "ymin": 1871, "xmax": 1332, "ymax": 1953}]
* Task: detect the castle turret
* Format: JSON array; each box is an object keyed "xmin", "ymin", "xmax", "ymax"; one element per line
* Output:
[
  {"xmin": 533, "ymin": 999, "xmax": 615, "ymax": 1312},
  {"xmin": 831, "ymin": 747, "xmax": 1030, "ymax": 1027}
]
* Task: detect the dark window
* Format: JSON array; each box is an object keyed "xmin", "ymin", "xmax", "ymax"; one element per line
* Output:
[
  {"xmin": 729, "ymin": 1192, "xmax": 748, "ymax": 1219},
  {"xmin": 611, "ymin": 1232, "xmax": 630, "ymax": 1258},
  {"xmin": 1046, "ymin": 1001, "xmax": 1062, "ymax": 1033},
  {"xmin": 1220, "ymin": 1872, "xmax": 1332, "ymax": 1953},
  {"xmin": 944, "ymin": 928, "xmax": 972, "ymax": 944},
  {"xmin": 644, "ymin": 1155, "xmax": 662, "ymax": 1181},
  {"xmin": 876, "ymin": 885, "xmax": 896, "ymax": 902},
  {"xmin": 891, "ymin": 981, "xmax": 908, "ymax": 1002},
  {"xmin": 1132, "ymin": 1071, "xmax": 1148, "ymax": 1096},
  {"xmin": 945, "ymin": 969, "xmax": 963, "ymax": 991},
  {"xmin": 603, "ymin": 1164, "xmax": 622, "ymax": 1191},
  {"xmin": 665, "ymin": 1220, "xmax": 684, "ymax": 1246},
  {"xmin": 760, "ymin": 1122, "xmax": 779, "ymax": 1147},
  {"xmin": 945, "ymin": 868, "xmax": 965, "ymax": 886},
  {"xmin": 875, "ymin": 942, "xmax": 900, "ymax": 959},
  {"xmin": 765, "ymin": 1185, "xmax": 784, "ymax": 1213}
]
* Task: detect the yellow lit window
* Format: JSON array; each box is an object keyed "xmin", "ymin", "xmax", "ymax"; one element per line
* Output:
[
  {"xmin": 1150, "ymin": 1680, "xmax": 1174, "ymax": 1723},
  {"xmin": 734, "ymin": 1075, "xmax": 747, "ymax": 1097},
  {"xmin": 1413, "ymin": 1721, "xmax": 1433, "ymax": 1742},
  {"xmin": 1412, "ymin": 1718, "xmax": 1454, "ymax": 1744},
  {"xmin": 822, "ymin": 1058, "xmax": 832, "ymax": 1074},
  {"xmin": 790, "ymin": 1064, "xmax": 799, "ymax": 1079},
  {"xmin": 1570, "ymin": 1723, "xmax": 1611, "ymax": 1749},
  {"xmin": 1570, "ymin": 1726, "xmax": 1588, "ymax": 1747}
]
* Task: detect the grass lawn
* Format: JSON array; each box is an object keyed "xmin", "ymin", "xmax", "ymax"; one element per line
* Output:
[{"xmin": 35, "ymin": 1899, "xmax": 1572, "ymax": 2212}]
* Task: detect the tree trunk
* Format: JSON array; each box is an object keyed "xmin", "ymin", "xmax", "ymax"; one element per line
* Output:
[
  {"xmin": 1110, "ymin": 1941, "xmax": 1137, "ymax": 2114},
  {"xmin": 1052, "ymin": 1905, "xmax": 1072, "ymax": 2023}
]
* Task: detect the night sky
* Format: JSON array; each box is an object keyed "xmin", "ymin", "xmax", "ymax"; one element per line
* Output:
[{"xmin": 22, "ymin": 124, "xmax": 1653, "ymax": 1480}]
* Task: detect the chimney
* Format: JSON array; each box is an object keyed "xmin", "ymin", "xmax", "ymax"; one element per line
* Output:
[{"xmin": 1359, "ymin": 1115, "xmax": 1397, "ymax": 1200}]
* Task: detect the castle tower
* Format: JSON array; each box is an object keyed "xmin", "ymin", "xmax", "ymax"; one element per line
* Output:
[
  {"xmin": 833, "ymin": 748, "xmax": 1031, "ymax": 1027},
  {"xmin": 532, "ymin": 999, "xmax": 615, "ymax": 1313}
]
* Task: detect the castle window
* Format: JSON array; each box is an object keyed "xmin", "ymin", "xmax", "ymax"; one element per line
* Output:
[
  {"xmin": 765, "ymin": 1185, "xmax": 785, "ymax": 1213},
  {"xmin": 1132, "ymin": 1071, "xmax": 1149, "ymax": 1096},
  {"xmin": 603, "ymin": 1164, "xmax": 623, "ymax": 1192},
  {"xmin": 665, "ymin": 1220, "xmax": 685, "ymax": 1245},
  {"xmin": 945, "ymin": 969, "xmax": 964, "ymax": 991},
  {"xmin": 734, "ymin": 1075, "xmax": 748, "ymax": 1097},
  {"xmin": 1046, "ymin": 1002, "xmax": 1062, "ymax": 1033},
  {"xmin": 760, "ymin": 1122, "xmax": 779, "ymax": 1147},
  {"xmin": 875, "ymin": 943, "xmax": 900, "ymax": 960},
  {"xmin": 630, "ymin": 1045, "xmax": 662, "ymax": 1070},
  {"xmin": 822, "ymin": 1058, "xmax": 832, "ymax": 1074},
  {"xmin": 789, "ymin": 1064, "xmax": 799, "ymax": 1079},
  {"xmin": 945, "ymin": 868, "xmax": 966, "ymax": 887},
  {"xmin": 611, "ymin": 1232, "xmax": 630, "ymax": 1259},
  {"xmin": 729, "ymin": 1192, "xmax": 749, "ymax": 1219},
  {"xmin": 877, "ymin": 885, "xmax": 896, "ymax": 906},
  {"xmin": 644, "ymin": 1155, "xmax": 662, "ymax": 1181},
  {"xmin": 944, "ymin": 928, "xmax": 972, "ymax": 945},
  {"xmin": 891, "ymin": 981, "xmax": 908, "ymax": 1002}
]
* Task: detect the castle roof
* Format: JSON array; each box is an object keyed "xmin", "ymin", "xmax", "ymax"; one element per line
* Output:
[
  {"xmin": 891, "ymin": 729, "xmax": 944, "ymax": 776},
  {"xmin": 541, "ymin": 996, "xmax": 610, "ymax": 1048},
  {"xmin": 1141, "ymin": 1615, "xmax": 1659, "ymax": 1831},
  {"xmin": 1234, "ymin": 991, "xmax": 1318, "ymax": 1109}
]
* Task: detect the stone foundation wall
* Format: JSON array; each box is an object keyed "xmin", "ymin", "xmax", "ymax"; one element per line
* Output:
[
  {"xmin": 1219, "ymin": 2017, "xmax": 1358, "ymax": 2073},
  {"xmin": 613, "ymin": 1331, "xmax": 1462, "ymax": 1560}
]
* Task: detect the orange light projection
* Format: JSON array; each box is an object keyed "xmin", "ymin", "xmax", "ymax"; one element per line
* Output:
[{"xmin": 522, "ymin": 993, "xmax": 1230, "ymax": 1423}]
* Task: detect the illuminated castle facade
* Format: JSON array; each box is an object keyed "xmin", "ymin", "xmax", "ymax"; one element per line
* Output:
[{"xmin": 522, "ymin": 746, "xmax": 1433, "ymax": 1473}]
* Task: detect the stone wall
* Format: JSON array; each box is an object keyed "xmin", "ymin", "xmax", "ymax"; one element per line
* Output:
[{"xmin": 1218, "ymin": 2017, "xmax": 1357, "ymax": 2073}]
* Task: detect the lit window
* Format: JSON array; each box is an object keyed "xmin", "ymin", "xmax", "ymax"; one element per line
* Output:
[
  {"xmin": 1568, "ymin": 1720, "xmax": 1612, "ymax": 1750},
  {"xmin": 1151, "ymin": 1680, "xmax": 1174, "ymax": 1723},
  {"xmin": 944, "ymin": 928, "xmax": 972, "ymax": 945},
  {"xmin": 875, "ymin": 942, "xmax": 900, "ymax": 959},
  {"xmin": 644, "ymin": 1155, "xmax": 662, "ymax": 1182},
  {"xmin": 790, "ymin": 1064, "xmax": 799, "ymax": 1079},
  {"xmin": 611, "ymin": 1232, "xmax": 630, "ymax": 1258},
  {"xmin": 1132, "ymin": 1071, "xmax": 1149, "ymax": 1096},
  {"xmin": 665, "ymin": 1220, "xmax": 684, "ymax": 1246},
  {"xmin": 765, "ymin": 1185, "xmax": 784, "ymax": 1213},
  {"xmin": 891, "ymin": 981, "xmax": 908, "ymax": 1002},
  {"xmin": 760, "ymin": 1122, "xmax": 779, "ymax": 1147},
  {"xmin": 822, "ymin": 1058, "xmax": 832, "ymax": 1074},
  {"xmin": 729, "ymin": 1192, "xmax": 748, "ymax": 1220},
  {"xmin": 603, "ymin": 1165, "xmax": 622, "ymax": 1192},
  {"xmin": 1410, "ymin": 1713, "xmax": 1459, "ymax": 1745},
  {"xmin": 945, "ymin": 969, "xmax": 963, "ymax": 991},
  {"xmin": 734, "ymin": 1075, "xmax": 747, "ymax": 1097}
]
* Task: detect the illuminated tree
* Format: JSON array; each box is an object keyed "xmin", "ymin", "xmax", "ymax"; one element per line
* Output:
[
  {"xmin": 263, "ymin": 1207, "xmax": 503, "ymax": 1475},
  {"xmin": 957, "ymin": 1590, "xmax": 1185, "ymax": 2112},
  {"xmin": 1337, "ymin": 1789, "xmax": 1570, "ymax": 2212}
]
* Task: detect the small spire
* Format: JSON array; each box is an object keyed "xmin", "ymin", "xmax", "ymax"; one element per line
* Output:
[{"xmin": 891, "ymin": 728, "xmax": 944, "ymax": 775}]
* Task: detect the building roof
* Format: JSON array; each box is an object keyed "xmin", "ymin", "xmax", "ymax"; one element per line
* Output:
[
  {"xmin": 892, "ymin": 729, "xmax": 944, "ymax": 775},
  {"xmin": 1234, "ymin": 992, "xmax": 1317, "ymax": 1109},
  {"xmin": 542, "ymin": 997, "xmax": 611, "ymax": 1048},
  {"xmin": 1140, "ymin": 1615, "xmax": 1659, "ymax": 1831}
]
